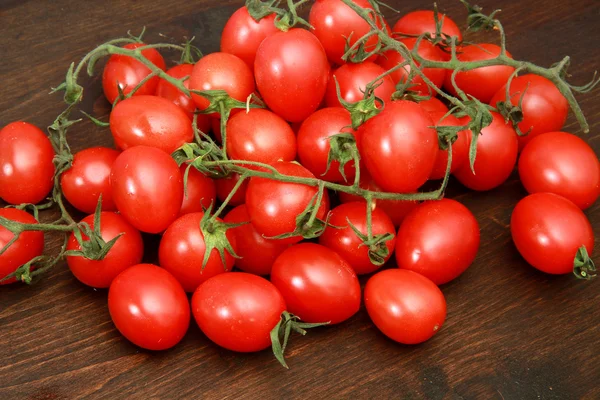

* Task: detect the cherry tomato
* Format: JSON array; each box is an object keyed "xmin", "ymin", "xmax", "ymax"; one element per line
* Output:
[
  {"xmin": 66, "ymin": 212, "xmax": 144, "ymax": 288},
  {"xmin": 0, "ymin": 122, "xmax": 55, "ymax": 205},
  {"xmin": 61, "ymin": 147, "xmax": 119, "ymax": 214},
  {"xmin": 365, "ymin": 269, "xmax": 446, "ymax": 344},
  {"xmin": 428, "ymin": 111, "xmax": 470, "ymax": 180},
  {"xmin": 191, "ymin": 272, "xmax": 286, "ymax": 352},
  {"xmin": 453, "ymin": 112, "xmax": 518, "ymax": 191},
  {"xmin": 108, "ymin": 264, "xmax": 189, "ymax": 350},
  {"xmin": 110, "ymin": 146, "xmax": 183, "ymax": 234},
  {"xmin": 215, "ymin": 173, "xmax": 248, "ymax": 207},
  {"xmin": 179, "ymin": 165, "xmax": 216, "ymax": 216},
  {"xmin": 0, "ymin": 208, "xmax": 44, "ymax": 285},
  {"xmin": 417, "ymin": 97, "xmax": 448, "ymax": 113},
  {"xmin": 511, "ymin": 193, "xmax": 594, "ymax": 275},
  {"xmin": 360, "ymin": 100, "xmax": 438, "ymax": 193},
  {"xmin": 393, "ymin": 10, "xmax": 462, "ymax": 41},
  {"xmin": 490, "ymin": 74, "xmax": 568, "ymax": 150},
  {"xmin": 271, "ymin": 243, "xmax": 361, "ymax": 324},
  {"xmin": 255, "ymin": 28, "xmax": 330, "ymax": 122},
  {"xmin": 102, "ymin": 43, "xmax": 166, "ymax": 105},
  {"xmin": 224, "ymin": 205, "xmax": 290, "ymax": 276},
  {"xmin": 518, "ymin": 132, "xmax": 600, "ymax": 210},
  {"xmin": 395, "ymin": 199, "xmax": 480, "ymax": 285},
  {"xmin": 325, "ymin": 61, "xmax": 395, "ymax": 107}
]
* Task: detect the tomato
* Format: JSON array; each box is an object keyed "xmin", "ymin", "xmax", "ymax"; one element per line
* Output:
[
  {"xmin": 226, "ymin": 109, "xmax": 297, "ymax": 164},
  {"xmin": 297, "ymin": 107, "xmax": 357, "ymax": 183},
  {"xmin": 108, "ymin": 264, "xmax": 189, "ymax": 350},
  {"xmin": 489, "ymin": 74, "xmax": 568, "ymax": 150},
  {"xmin": 359, "ymin": 100, "xmax": 438, "ymax": 193},
  {"xmin": 511, "ymin": 193, "xmax": 594, "ymax": 275},
  {"xmin": 66, "ymin": 212, "xmax": 143, "ymax": 288},
  {"xmin": 0, "ymin": 209, "xmax": 44, "ymax": 284},
  {"xmin": 109, "ymin": 95, "xmax": 193, "ymax": 154},
  {"xmin": 61, "ymin": 147, "xmax": 119, "ymax": 214},
  {"xmin": 417, "ymin": 97, "xmax": 448, "ymax": 113},
  {"xmin": 0, "ymin": 122, "xmax": 55, "ymax": 205},
  {"xmin": 393, "ymin": 10, "xmax": 462, "ymax": 41},
  {"xmin": 189, "ymin": 52, "xmax": 255, "ymax": 118},
  {"xmin": 179, "ymin": 165, "xmax": 216, "ymax": 216},
  {"xmin": 377, "ymin": 39, "xmax": 446, "ymax": 95},
  {"xmin": 428, "ymin": 111, "xmax": 470, "ymax": 179},
  {"xmin": 271, "ymin": 243, "xmax": 361, "ymax": 324},
  {"xmin": 518, "ymin": 132, "xmax": 600, "ymax": 210},
  {"xmin": 102, "ymin": 43, "xmax": 166, "ymax": 105},
  {"xmin": 443, "ymin": 44, "xmax": 514, "ymax": 103},
  {"xmin": 221, "ymin": 7, "xmax": 279, "ymax": 70},
  {"xmin": 365, "ymin": 269, "xmax": 446, "ymax": 344},
  {"xmin": 215, "ymin": 173, "xmax": 248, "ymax": 207},
  {"xmin": 224, "ymin": 205, "xmax": 289, "ymax": 275},
  {"xmin": 453, "ymin": 112, "xmax": 518, "ymax": 191},
  {"xmin": 325, "ymin": 61, "xmax": 395, "ymax": 107},
  {"xmin": 192, "ymin": 272, "xmax": 286, "ymax": 352},
  {"xmin": 110, "ymin": 146, "xmax": 183, "ymax": 234},
  {"xmin": 255, "ymin": 28, "xmax": 330, "ymax": 122},
  {"xmin": 245, "ymin": 161, "xmax": 330, "ymax": 244},
  {"xmin": 395, "ymin": 199, "xmax": 480, "ymax": 285}
]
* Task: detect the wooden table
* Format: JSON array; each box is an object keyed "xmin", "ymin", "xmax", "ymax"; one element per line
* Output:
[{"xmin": 1, "ymin": 0, "xmax": 598, "ymax": 398}]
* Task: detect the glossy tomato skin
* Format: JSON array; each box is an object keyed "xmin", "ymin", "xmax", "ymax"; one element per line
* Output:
[
  {"xmin": 66, "ymin": 212, "xmax": 144, "ymax": 288},
  {"xmin": 395, "ymin": 199, "xmax": 480, "ymax": 285},
  {"xmin": 179, "ymin": 165, "xmax": 216, "ymax": 216},
  {"xmin": 428, "ymin": 111, "xmax": 470, "ymax": 180},
  {"xmin": 271, "ymin": 243, "xmax": 361, "ymax": 324},
  {"xmin": 518, "ymin": 132, "xmax": 600, "ymax": 210},
  {"xmin": 108, "ymin": 264, "xmax": 190, "ymax": 350},
  {"xmin": 255, "ymin": 29, "xmax": 330, "ymax": 122},
  {"xmin": 454, "ymin": 112, "xmax": 518, "ymax": 191},
  {"xmin": 0, "ymin": 122, "xmax": 55, "ymax": 205},
  {"xmin": 319, "ymin": 202, "xmax": 396, "ymax": 275},
  {"xmin": 393, "ymin": 10, "xmax": 462, "ymax": 41},
  {"xmin": 511, "ymin": 193, "xmax": 594, "ymax": 275},
  {"xmin": 417, "ymin": 97, "xmax": 448, "ymax": 113},
  {"xmin": 215, "ymin": 173, "xmax": 248, "ymax": 207},
  {"xmin": 221, "ymin": 7, "xmax": 278, "ymax": 70},
  {"xmin": 110, "ymin": 146, "xmax": 183, "ymax": 234},
  {"xmin": 0, "ymin": 209, "xmax": 44, "ymax": 285},
  {"xmin": 102, "ymin": 43, "xmax": 166, "ymax": 105},
  {"xmin": 224, "ymin": 205, "xmax": 290, "ymax": 276},
  {"xmin": 490, "ymin": 74, "xmax": 568, "ymax": 150},
  {"xmin": 360, "ymin": 100, "xmax": 438, "ymax": 193},
  {"xmin": 109, "ymin": 95, "xmax": 193, "ymax": 154},
  {"xmin": 325, "ymin": 61, "xmax": 395, "ymax": 107},
  {"xmin": 61, "ymin": 147, "xmax": 119, "ymax": 214},
  {"xmin": 297, "ymin": 107, "xmax": 356, "ymax": 183},
  {"xmin": 192, "ymin": 272, "xmax": 286, "ymax": 352}
]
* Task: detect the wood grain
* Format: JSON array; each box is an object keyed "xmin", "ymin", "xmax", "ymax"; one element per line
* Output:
[{"xmin": 1, "ymin": 0, "xmax": 599, "ymax": 399}]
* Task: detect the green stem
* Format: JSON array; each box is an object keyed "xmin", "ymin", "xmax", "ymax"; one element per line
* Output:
[
  {"xmin": 305, "ymin": 181, "xmax": 326, "ymax": 228},
  {"xmin": 210, "ymin": 174, "xmax": 247, "ymax": 221}
]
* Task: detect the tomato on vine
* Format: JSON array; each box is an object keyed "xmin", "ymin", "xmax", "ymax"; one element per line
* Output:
[
  {"xmin": 216, "ymin": 173, "xmax": 248, "ymax": 207},
  {"xmin": 393, "ymin": 10, "xmax": 462, "ymax": 41},
  {"xmin": 325, "ymin": 61, "xmax": 395, "ymax": 108},
  {"xmin": 179, "ymin": 165, "xmax": 216, "ymax": 216},
  {"xmin": 428, "ymin": 111, "xmax": 470, "ymax": 180}
]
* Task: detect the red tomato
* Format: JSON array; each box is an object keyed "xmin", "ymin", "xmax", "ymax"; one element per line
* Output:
[
  {"xmin": 66, "ymin": 212, "xmax": 144, "ymax": 288},
  {"xmin": 325, "ymin": 61, "xmax": 395, "ymax": 107},
  {"xmin": 109, "ymin": 95, "xmax": 193, "ymax": 154},
  {"xmin": 245, "ymin": 161, "xmax": 330, "ymax": 244},
  {"xmin": 102, "ymin": 43, "xmax": 166, "ymax": 105},
  {"xmin": 518, "ymin": 132, "xmax": 600, "ymax": 210},
  {"xmin": 255, "ymin": 28, "xmax": 330, "ymax": 122},
  {"xmin": 110, "ymin": 146, "xmax": 183, "ymax": 234},
  {"xmin": 428, "ymin": 111, "xmax": 470, "ymax": 180},
  {"xmin": 0, "ymin": 208, "xmax": 44, "ymax": 285},
  {"xmin": 490, "ymin": 74, "xmax": 568, "ymax": 150},
  {"xmin": 453, "ymin": 112, "xmax": 518, "ymax": 191},
  {"xmin": 189, "ymin": 52, "xmax": 255, "ymax": 118},
  {"xmin": 0, "ymin": 122, "xmax": 55, "ymax": 205},
  {"xmin": 365, "ymin": 269, "xmax": 446, "ymax": 344},
  {"xmin": 417, "ymin": 97, "xmax": 448, "ymax": 113},
  {"xmin": 61, "ymin": 147, "xmax": 119, "ymax": 214},
  {"xmin": 224, "ymin": 205, "xmax": 290, "ymax": 275},
  {"xmin": 319, "ymin": 202, "xmax": 396, "ymax": 275},
  {"xmin": 271, "ymin": 243, "xmax": 361, "ymax": 324},
  {"xmin": 297, "ymin": 107, "xmax": 357, "ymax": 183},
  {"xmin": 220, "ymin": 7, "xmax": 279, "ymax": 70},
  {"xmin": 393, "ymin": 10, "xmax": 462, "ymax": 41},
  {"xmin": 395, "ymin": 199, "xmax": 480, "ymax": 285},
  {"xmin": 511, "ymin": 193, "xmax": 594, "ymax": 275},
  {"xmin": 443, "ymin": 44, "xmax": 514, "ymax": 103},
  {"xmin": 215, "ymin": 173, "xmax": 248, "ymax": 207},
  {"xmin": 179, "ymin": 165, "xmax": 216, "ymax": 216},
  {"xmin": 192, "ymin": 272, "xmax": 286, "ymax": 352},
  {"xmin": 360, "ymin": 100, "xmax": 438, "ymax": 193},
  {"xmin": 226, "ymin": 109, "xmax": 297, "ymax": 164},
  {"xmin": 108, "ymin": 264, "xmax": 189, "ymax": 350}
]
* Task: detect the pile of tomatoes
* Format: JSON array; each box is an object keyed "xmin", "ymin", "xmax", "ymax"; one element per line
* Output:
[{"xmin": 0, "ymin": 0, "xmax": 598, "ymax": 367}]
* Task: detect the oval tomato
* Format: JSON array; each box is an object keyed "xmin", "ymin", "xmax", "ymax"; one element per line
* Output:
[
  {"xmin": 325, "ymin": 61, "xmax": 395, "ymax": 107},
  {"xmin": 417, "ymin": 97, "xmax": 448, "ymax": 113},
  {"xmin": 393, "ymin": 10, "xmax": 462, "ymax": 41},
  {"xmin": 179, "ymin": 165, "xmax": 216, "ymax": 216},
  {"xmin": 215, "ymin": 173, "xmax": 248, "ymax": 207},
  {"xmin": 428, "ymin": 111, "xmax": 470, "ymax": 180}
]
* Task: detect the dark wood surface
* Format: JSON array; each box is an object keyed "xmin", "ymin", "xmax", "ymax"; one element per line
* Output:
[{"xmin": 1, "ymin": 0, "xmax": 599, "ymax": 399}]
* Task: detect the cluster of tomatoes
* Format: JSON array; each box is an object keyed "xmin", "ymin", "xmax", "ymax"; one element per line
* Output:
[{"xmin": 0, "ymin": 0, "xmax": 598, "ymax": 367}]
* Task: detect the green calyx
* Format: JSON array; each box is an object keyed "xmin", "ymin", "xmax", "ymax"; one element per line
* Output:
[
  {"xmin": 573, "ymin": 246, "xmax": 597, "ymax": 280},
  {"xmin": 325, "ymin": 133, "xmax": 359, "ymax": 183},
  {"xmin": 198, "ymin": 205, "xmax": 242, "ymax": 270},
  {"xmin": 347, "ymin": 218, "xmax": 394, "ymax": 266},
  {"xmin": 334, "ymin": 76, "xmax": 383, "ymax": 130}
]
